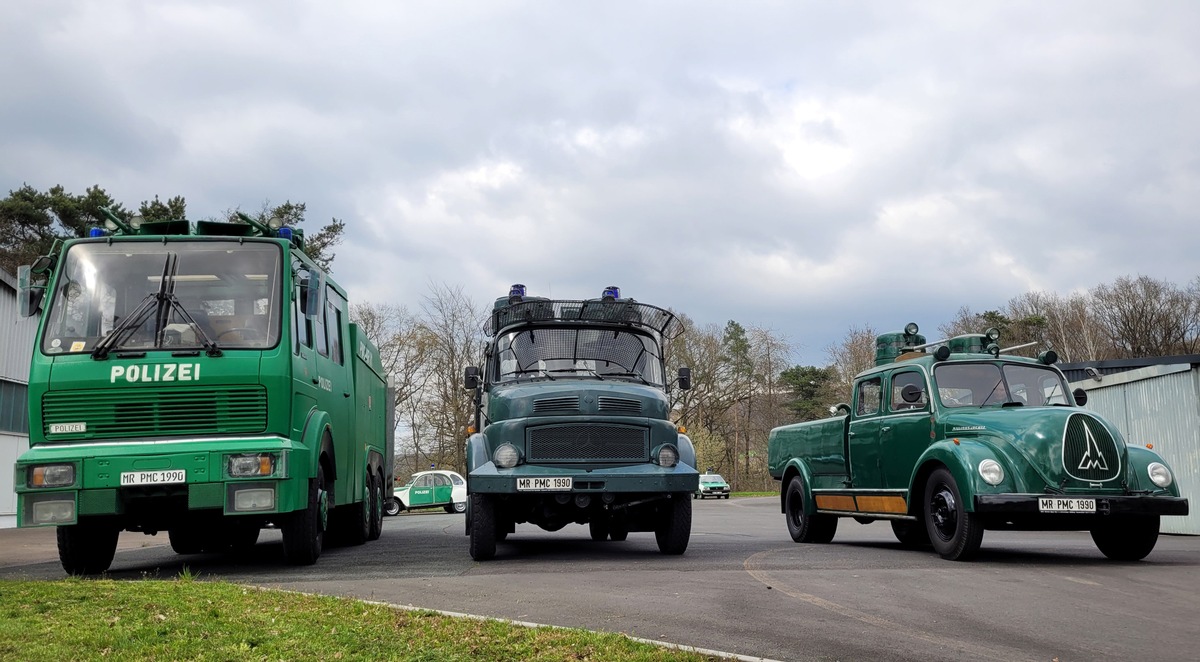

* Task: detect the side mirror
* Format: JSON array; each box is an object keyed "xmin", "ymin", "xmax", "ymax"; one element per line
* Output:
[
  {"xmin": 298, "ymin": 270, "xmax": 322, "ymax": 319},
  {"xmin": 900, "ymin": 384, "xmax": 923, "ymax": 403},
  {"xmin": 17, "ymin": 265, "xmax": 45, "ymax": 318},
  {"xmin": 1073, "ymin": 388, "xmax": 1088, "ymax": 407},
  {"xmin": 464, "ymin": 366, "xmax": 480, "ymax": 391},
  {"xmin": 677, "ymin": 367, "xmax": 691, "ymax": 391},
  {"xmin": 830, "ymin": 402, "xmax": 852, "ymax": 416}
]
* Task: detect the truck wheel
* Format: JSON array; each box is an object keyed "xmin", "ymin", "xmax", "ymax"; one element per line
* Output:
[
  {"xmin": 283, "ymin": 464, "xmax": 327, "ymax": 565},
  {"xmin": 655, "ymin": 493, "xmax": 692, "ymax": 555},
  {"xmin": 469, "ymin": 493, "xmax": 496, "ymax": 561},
  {"xmin": 368, "ymin": 471, "xmax": 384, "ymax": 541},
  {"xmin": 224, "ymin": 524, "xmax": 261, "ymax": 552},
  {"xmin": 589, "ymin": 519, "xmax": 610, "ymax": 541},
  {"xmin": 384, "ymin": 497, "xmax": 402, "ymax": 517},
  {"xmin": 924, "ymin": 468, "xmax": 983, "ymax": 561},
  {"xmin": 784, "ymin": 475, "xmax": 838, "ymax": 543},
  {"xmin": 891, "ymin": 520, "xmax": 930, "ymax": 548},
  {"xmin": 57, "ymin": 520, "xmax": 119, "ymax": 575},
  {"xmin": 1092, "ymin": 516, "xmax": 1159, "ymax": 561}
]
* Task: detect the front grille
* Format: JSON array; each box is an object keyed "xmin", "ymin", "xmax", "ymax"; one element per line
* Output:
[
  {"xmin": 43, "ymin": 386, "xmax": 267, "ymax": 441},
  {"xmin": 598, "ymin": 397, "xmax": 641, "ymax": 414},
  {"xmin": 533, "ymin": 396, "xmax": 579, "ymax": 413},
  {"xmin": 1062, "ymin": 413, "xmax": 1122, "ymax": 482},
  {"xmin": 527, "ymin": 424, "xmax": 648, "ymax": 463}
]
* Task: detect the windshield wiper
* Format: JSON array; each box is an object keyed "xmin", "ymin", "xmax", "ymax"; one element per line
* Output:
[
  {"xmin": 91, "ymin": 254, "xmax": 222, "ymax": 359},
  {"xmin": 603, "ymin": 371, "xmax": 653, "ymax": 385},
  {"xmin": 546, "ymin": 367, "xmax": 605, "ymax": 380},
  {"xmin": 510, "ymin": 369, "xmax": 555, "ymax": 381}
]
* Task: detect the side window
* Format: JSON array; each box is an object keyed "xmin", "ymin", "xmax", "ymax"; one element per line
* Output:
[
  {"xmin": 855, "ymin": 377, "xmax": 882, "ymax": 416},
  {"xmin": 890, "ymin": 371, "xmax": 929, "ymax": 411},
  {"xmin": 313, "ymin": 278, "xmax": 328, "ymax": 358},
  {"xmin": 450, "ymin": 474, "xmax": 464, "ymax": 486},
  {"xmin": 326, "ymin": 287, "xmax": 347, "ymax": 366},
  {"xmin": 293, "ymin": 282, "xmax": 309, "ymax": 352}
]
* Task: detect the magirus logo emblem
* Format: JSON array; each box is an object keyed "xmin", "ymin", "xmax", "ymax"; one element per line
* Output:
[
  {"xmin": 1063, "ymin": 413, "xmax": 1120, "ymax": 482},
  {"xmin": 1078, "ymin": 425, "xmax": 1109, "ymax": 471}
]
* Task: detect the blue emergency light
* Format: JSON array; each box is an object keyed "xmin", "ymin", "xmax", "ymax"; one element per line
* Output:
[
  {"xmin": 278, "ymin": 227, "xmax": 293, "ymax": 241},
  {"xmin": 89, "ymin": 228, "xmax": 107, "ymax": 238},
  {"xmin": 602, "ymin": 285, "xmax": 620, "ymax": 300},
  {"xmin": 509, "ymin": 284, "xmax": 526, "ymax": 302}
]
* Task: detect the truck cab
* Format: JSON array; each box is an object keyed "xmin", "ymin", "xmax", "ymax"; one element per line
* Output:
[
  {"xmin": 462, "ymin": 285, "xmax": 699, "ymax": 560},
  {"xmin": 768, "ymin": 323, "xmax": 1189, "ymax": 561}
]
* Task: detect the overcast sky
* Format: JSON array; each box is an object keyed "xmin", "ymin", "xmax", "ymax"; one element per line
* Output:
[{"xmin": 4, "ymin": 1, "xmax": 1199, "ymax": 365}]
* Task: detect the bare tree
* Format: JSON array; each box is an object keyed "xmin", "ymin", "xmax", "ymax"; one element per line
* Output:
[
  {"xmin": 824, "ymin": 324, "xmax": 877, "ymax": 398},
  {"xmin": 1092, "ymin": 275, "xmax": 1200, "ymax": 358}
]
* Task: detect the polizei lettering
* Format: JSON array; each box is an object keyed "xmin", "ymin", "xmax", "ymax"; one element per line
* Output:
[{"xmin": 110, "ymin": 363, "xmax": 202, "ymax": 384}]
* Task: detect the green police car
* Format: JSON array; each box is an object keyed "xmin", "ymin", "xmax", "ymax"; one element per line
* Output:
[{"xmin": 696, "ymin": 472, "xmax": 730, "ymax": 499}]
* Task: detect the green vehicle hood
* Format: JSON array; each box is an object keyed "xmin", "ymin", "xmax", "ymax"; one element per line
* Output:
[
  {"xmin": 486, "ymin": 381, "xmax": 670, "ymax": 422},
  {"xmin": 938, "ymin": 406, "xmax": 1130, "ymax": 491}
]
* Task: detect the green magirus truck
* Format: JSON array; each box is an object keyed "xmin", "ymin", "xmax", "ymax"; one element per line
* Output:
[
  {"xmin": 462, "ymin": 285, "xmax": 699, "ymax": 560},
  {"xmin": 768, "ymin": 323, "xmax": 1189, "ymax": 561},
  {"xmin": 13, "ymin": 210, "xmax": 392, "ymax": 574}
]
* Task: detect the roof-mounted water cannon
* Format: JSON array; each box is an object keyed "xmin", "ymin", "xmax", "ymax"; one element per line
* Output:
[
  {"xmin": 874, "ymin": 322, "xmax": 928, "ymax": 365},
  {"xmin": 99, "ymin": 207, "xmax": 133, "ymax": 235},
  {"xmin": 602, "ymin": 285, "xmax": 621, "ymax": 301}
]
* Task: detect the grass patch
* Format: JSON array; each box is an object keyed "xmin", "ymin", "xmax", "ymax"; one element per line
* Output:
[
  {"xmin": 0, "ymin": 579, "xmax": 725, "ymax": 661},
  {"xmin": 730, "ymin": 492, "xmax": 775, "ymax": 498}
]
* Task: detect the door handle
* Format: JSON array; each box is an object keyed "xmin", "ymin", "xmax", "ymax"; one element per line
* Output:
[
  {"xmin": 881, "ymin": 426, "xmax": 892, "ymax": 432},
  {"xmin": 343, "ymin": 392, "xmax": 351, "ymax": 398},
  {"xmin": 848, "ymin": 431, "xmax": 856, "ymax": 437},
  {"xmin": 312, "ymin": 377, "xmax": 319, "ymax": 384}
]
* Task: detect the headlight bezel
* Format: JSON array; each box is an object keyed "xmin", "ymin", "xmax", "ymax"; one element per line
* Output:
[
  {"xmin": 27, "ymin": 463, "xmax": 76, "ymax": 489},
  {"xmin": 978, "ymin": 458, "xmax": 1004, "ymax": 486},
  {"xmin": 656, "ymin": 444, "xmax": 679, "ymax": 468},
  {"xmin": 493, "ymin": 443, "xmax": 521, "ymax": 469},
  {"xmin": 1147, "ymin": 462, "xmax": 1172, "ymax": 488}
]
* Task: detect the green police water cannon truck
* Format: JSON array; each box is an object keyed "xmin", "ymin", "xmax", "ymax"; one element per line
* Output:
[
  {"xmin": 14, "ymin": 208, "xmax": 393, "ymax": 574},
  {"xmin": 462, "ymin": 284, "xmax": 699, "ymax": 560},
  {"xmin": 768, "ymin": 323, "xmax": 1188, "ymax": 561}
]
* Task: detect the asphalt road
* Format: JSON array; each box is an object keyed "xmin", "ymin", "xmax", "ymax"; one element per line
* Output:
[{"xmin": 3, "ymin": 497, "xmax": 1198, "ymax": 662}]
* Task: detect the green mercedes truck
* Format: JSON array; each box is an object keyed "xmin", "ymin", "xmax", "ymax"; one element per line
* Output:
[
  {"xmin": 768, "ymin": 323, "xmax": 1189, "ymax": 561},
  {"xmin": 462, "ymin": 285, "xmax": 699, "ymax": 560},
  {"xmin": 13, "ymin": 210, "xmax": 392, "ymax": 574}
]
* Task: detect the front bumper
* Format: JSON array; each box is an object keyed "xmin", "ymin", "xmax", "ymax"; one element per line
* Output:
[
  {"xmin": 469, "ymin": 462, "xmax": 699, "ymax": 494},
  {"xmin": 975, "ymin": 494, "xmax": 1189, "ymax": 517},
  {"xmin": 14, "ymin": 436, "xmax": 307, "ymax": 527}
]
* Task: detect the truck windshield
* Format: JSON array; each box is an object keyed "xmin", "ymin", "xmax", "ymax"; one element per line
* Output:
[
  {"xmin": 933, "ymin": 362, "xmax": 1070, "ymax": 408},
  {"xmin": 41, "ymin": 241, "xmax": 282, "ymax": 354},
  {"xmin": 494, "ymin": 326, "xmax": 666, "ymax": 385}
]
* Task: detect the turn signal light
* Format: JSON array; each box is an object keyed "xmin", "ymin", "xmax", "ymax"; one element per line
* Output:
[{"xmin": 677, "ymin": 425, "xmax": 687, "ymax": 434}]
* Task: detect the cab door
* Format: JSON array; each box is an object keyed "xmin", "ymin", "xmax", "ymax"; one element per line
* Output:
[
  {"xmin": 408, "ymin": 474, "xmax": 435, "ymax": 507},
  {"xmin": 881, "ymin": 369, "xmax": 933, "ymax": 490},
  {"xmin": 847, "ymin": 375, "xmax": 884, "ymax": 488},
  {"xmin": 432, "ymin": 473, "xmax": 453, "ymax": 505},
  {"xmin": 313, "ymin": 281, "xmax": 354, "ymax": 503}
]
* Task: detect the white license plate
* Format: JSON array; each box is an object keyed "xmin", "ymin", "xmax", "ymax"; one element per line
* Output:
[
  {"xmin": 1038, "ymin": 497, "xmax": 1096, "ymax": 513},
  {"xmin": 516, "ymin": 476, "xmax": 572, "ymax": 491},
  {"xmin": 120, "ymin": 470, "xmax": 186, "ymax": 486}
]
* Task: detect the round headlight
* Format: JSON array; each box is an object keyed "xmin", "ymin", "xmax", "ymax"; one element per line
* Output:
[
  {"xmin": 657, "ymin": 445, "xmax": 679, "ymax": 467},
  {"xmin": 268, "ymin": 216, "xmax": 285, "ymax": 230},
  {"xmin": 1148, "ymin": 462, "xmax": 1172, "ymax": 488},
  {"xmin": 128, "ymin": 215, "xmax": 144, "ymax": 229},
  {"xmin": 492, "ymin": 444, "xmax": 519, "ymax": 469},
  {"xmin": 978, "ymin": 459, "xmax": 1004, "ymax": 486},
  {"xmin": 104, "ymin": 218, "xmax": 118, "ymax": 231}
]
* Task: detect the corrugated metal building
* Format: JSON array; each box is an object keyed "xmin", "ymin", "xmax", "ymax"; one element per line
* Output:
[
  {"xmin": 1062, "ymin": 355, "xmax": 1200, "ymax": 535},
  {"xmin": 1, "ymin": 268, "xmax": 38, "ymax": 527}
]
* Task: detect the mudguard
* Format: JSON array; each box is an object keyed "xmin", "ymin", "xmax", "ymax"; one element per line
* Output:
[
  {"xmin": 912, "ymin": 439, "xmax": 1018, "ymax": 511},
  {"xmin": 1126, "ymin": 445, "xmax": 1184, "ymax": 497},
  {"xmin": 300, "ymin": 407, "xmax": 335, "ymax": 479},
  {"xmin": 465, "ymin": 432, "xmax": 490, "ymax": 473},
  {"xmin": 676, "ymin": 433, "xmax": 697, "ymax": 470},
  {"xmin": 777, "ymin": 458, "xmax": 818, "ymax": 515}
]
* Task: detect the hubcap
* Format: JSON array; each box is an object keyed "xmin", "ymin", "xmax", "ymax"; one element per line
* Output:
[
  {"xmin": 929, "ymin": 486, "xmax": 957, "ymax": 541},
  {"xmin": 318, "ymin": 488, "xmax": 329, "ymax": 531}
]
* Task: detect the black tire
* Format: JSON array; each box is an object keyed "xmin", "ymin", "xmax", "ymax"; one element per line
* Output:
[
  {"xmin": 57, "ymin": 520, "xmax": 119, "ymax": 575},
  {"xmin": 589, "ymin": 519, "xmax": 610, "ymax": 541},
  {"xmin": 168, "ymin": 527, "xmax": 206, "ymax": 555},
  {"xmin": 340, "ymin": 468, "xmax": 373, "ymax": 547},
  {"xmin": 384, "ymin": 497, "xmax": 402, "ymax": 517},
  {"xmin": 724, "ymin": 494, "xmax": 730, "ymax": 500},
  {"xmin": 693, "ymin": 493, "xmax": 698, "ymax": 500},
  {"xmin": 784, "ymin": 475, "xmax": 838, "ymax": 543},
  {"xmin": 468, "ymin": 493, "xmax": 496, "ymax": 561},
  {"xmin": 464, "ymin": 498, "xmax": 472, "ymax": 536},
  {"xmin": 368, "ymin": 471, "xmax": 384, "ymax": 541},
  {"xmin": 924, "ymin": 467, "xmax": 984, "ymax": 561},
  {"xmin": 891, "ymin": 520, "xmax": 930, "ymax": 548},
  {"xmin": 220, "ymin": 523, "xmax": 260, "ymax": 552},
  {"xmin": 655, "ymin": 493, "xmax": 692, "ymax": 555},
  {"xmin": 282, "ymin": 463, "xmax": 328, "ymax": 565},
  {"xmin": 1091, "ymin": 516, "xmax": 1160, "ymax": 561}
]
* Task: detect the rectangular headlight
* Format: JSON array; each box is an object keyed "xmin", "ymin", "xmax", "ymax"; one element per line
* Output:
[
  {"xmin": 29, "ymin": 464, "xmax": 75, "ymax": 488},
  {"xmin": 32, "ymin": 499, "xmax": 76, "ymax": 524},
  {"xmin": 232, "ymin": 487, "xmax": 275, "ymax": 512},
  {"xmin": 228, "ymin": 453, "xmax": 275, "ymax": 478}
]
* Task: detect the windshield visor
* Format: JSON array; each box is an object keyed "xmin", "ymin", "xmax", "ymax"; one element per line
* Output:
[
  {"xmin": 41, "ymin": 241, "xmax": 282, "ymax": 354},
  {"xmin": 934, "ymin": 362, "xmax": 1070, "ymax": 408},
  {"xmin": 494, "ymin": 326, "xmax": 666, "ymax": 385}
]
